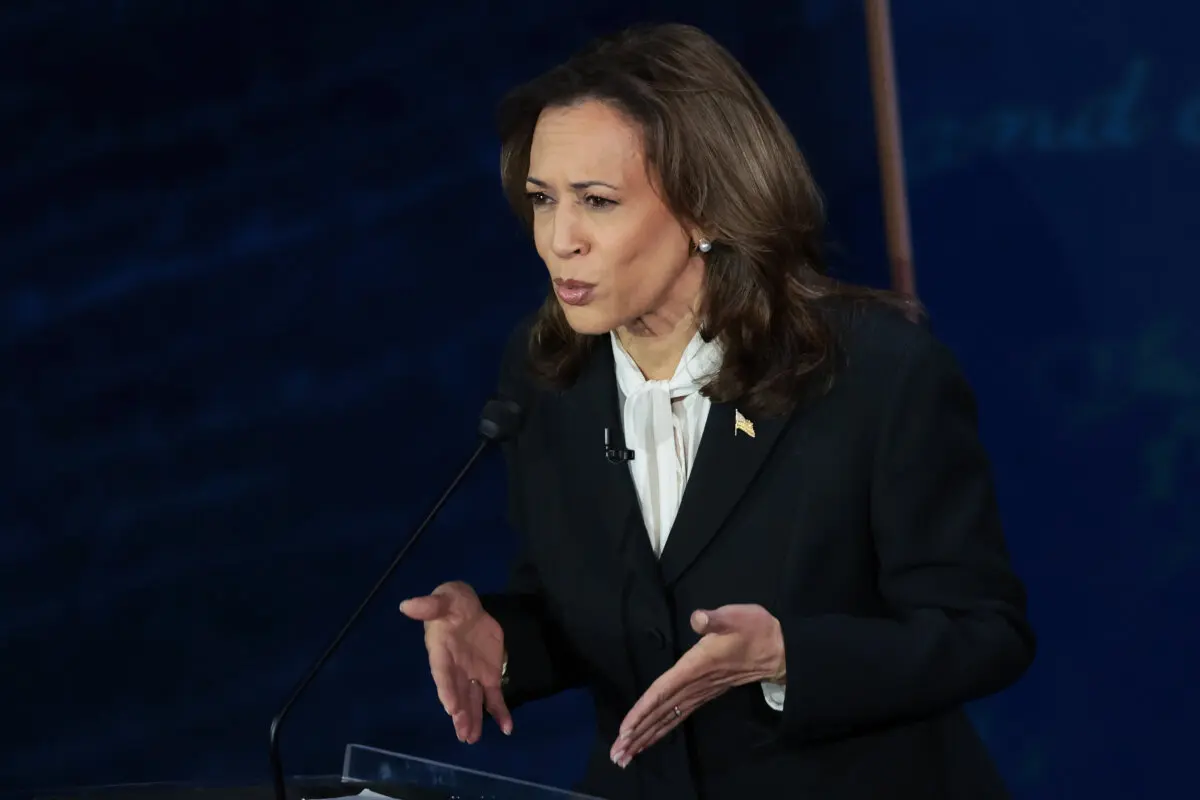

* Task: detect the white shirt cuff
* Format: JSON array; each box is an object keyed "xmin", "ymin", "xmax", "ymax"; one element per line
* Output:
[{"xmin": 761, "ymin": 680, "xmax": 786, "ymax": 711}]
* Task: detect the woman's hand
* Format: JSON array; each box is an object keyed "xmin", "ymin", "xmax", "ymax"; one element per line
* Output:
[
  {"xmin": 611, "ymin": 604, "xmax": 786, "ymax": 767},
  {"xmin": 400, "ymin": 581, "xmax": 512, "ymax": 743}
]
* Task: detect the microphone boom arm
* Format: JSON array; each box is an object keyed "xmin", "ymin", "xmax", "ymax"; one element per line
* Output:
[{"xmin": 268, "ymin": 435, "xmax": 493, "ymax": 800}]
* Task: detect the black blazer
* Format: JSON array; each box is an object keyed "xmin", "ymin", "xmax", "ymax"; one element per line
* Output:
[{"xmin": 480, "ymin": 303, "xmax": 1035, "ymax": 800}]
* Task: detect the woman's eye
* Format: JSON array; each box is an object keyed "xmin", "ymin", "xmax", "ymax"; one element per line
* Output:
[
  {"xmin": 525, "ymin": 191, "xmax": 615, "ymax": 209},
  {"xmin": 585, "ymin": 195, "xmax": 616, "ymax": 209}
]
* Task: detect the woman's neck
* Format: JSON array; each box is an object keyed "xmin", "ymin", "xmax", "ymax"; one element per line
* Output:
[
  {"xmin": 616, "ymin": 258, "xmax": 706, "ymax": 381},
  {"xmin": 617, "ymin": 307, "xmax": 699, "ymax": 381}
]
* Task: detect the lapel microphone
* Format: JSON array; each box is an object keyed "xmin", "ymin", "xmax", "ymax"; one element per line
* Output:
[{"xmin": 604, "ymin": 427, "xmax": 635, "ymax": 464}]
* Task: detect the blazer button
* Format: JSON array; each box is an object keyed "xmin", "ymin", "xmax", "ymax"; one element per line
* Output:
[{"xmin": 645, "ymin": 628, "xmax": 667, "ymax": 649}]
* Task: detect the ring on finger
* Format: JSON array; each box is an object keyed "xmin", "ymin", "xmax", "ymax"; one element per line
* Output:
[{"xmin": 631, "ymin": 704, "xmax": 685, "ymax": 757}]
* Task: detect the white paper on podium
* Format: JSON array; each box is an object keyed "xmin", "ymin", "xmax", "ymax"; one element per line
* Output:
[{"xmin": 305, "ymin": 790, "xmax": 400, "ymax": 800}]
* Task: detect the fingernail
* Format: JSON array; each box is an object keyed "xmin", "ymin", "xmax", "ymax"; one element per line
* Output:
[
  {"xmin": 618, "ymin": 754, "xmax": 632, "ymax": 768},
  {"xmin": 502, "ymin": 722, "xmax": 513, "ymax": 735},
  {"xmin": 611, "ymin": 749, "xmax": 625, "ymax": 765},
  {"xmin": 694, "ymin": 611, "xmax": 708, "ymax": 628}
]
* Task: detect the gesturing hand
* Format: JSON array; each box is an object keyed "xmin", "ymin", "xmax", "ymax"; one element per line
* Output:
[
  {"xmin": 400, "ymin": 581, "xmax": 512, "ymax": 743},
  {"xmin": 611, "ymin": 604, "xmax": 786, "ymax": 768}
]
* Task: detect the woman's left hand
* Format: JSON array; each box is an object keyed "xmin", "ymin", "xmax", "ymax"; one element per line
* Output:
[{"xmin": 610, "ymin": 604, "xmax": 786, "ymax": 768}]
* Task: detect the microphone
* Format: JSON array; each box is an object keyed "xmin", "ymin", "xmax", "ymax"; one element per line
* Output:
[
  {"xmin": 268, "ymin": 395, "xmax": 524, "ymax": 800},
  {"xmin": 603, "ymin": 427, "xmax": 634, "ymax": 464}
]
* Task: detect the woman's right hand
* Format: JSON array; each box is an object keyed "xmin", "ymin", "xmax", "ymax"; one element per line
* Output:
[{"xmin": 399, "ymin": 580, "xmax": 512, "ymax": 743}]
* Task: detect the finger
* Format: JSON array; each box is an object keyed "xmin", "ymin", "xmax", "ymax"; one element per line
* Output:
[
  {"xmin": 691, "ymin": 607, "xmax": 738, "ymax": 635},
  {"xmin": 452, "ymin": 669, "xmax": 474, "ymax": 741},
  {"xmin": 613, "ymin": 681, "xmax": 688, "ymax": 763},
  {"xmin": 466, "ymin": 679, "xmax": 485, "ymax": 743},
  {"xmin": 622, "ymin": 704, "xmax": 687, "ymax": 766},
  {"xmin": 618, "ymin": 649, "xmax": 706, "ymax": 739},
  {"xmin": 613, "ymin": 699, "xmax": 688, "ymax": 766},
  {"xmin": 483, "ymin": 683, "xmax": 513, "ymax": 735},
  {"xmin": 616, "ymin": 665, "xmax": 739, "ymax": 762},
  {"xmin": 429, "ymin": 645, "xmax": 464, "ymax": 716},
  {"xmin": 620, "ymin": 674, "xmax": 682, "ymax": 737},
  {"xmin": 400, "ymin": 594, "xmax": 450, "ymax": 621},
  {"xmin": 451, "ymin": 708, "xmax": 471, "ymax": 742},
  {"xmin": 616, "ymin": 680, "xmax": 701, "ymax": 761},
  {"xmin": 624, "ymin": 686, "xmax": 725, "ymax": 765}
]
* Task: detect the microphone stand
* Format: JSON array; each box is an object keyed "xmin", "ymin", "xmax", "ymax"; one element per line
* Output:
[{"xmin": 269, "ymin": 436, "xmax": 492, "ymax": 800}]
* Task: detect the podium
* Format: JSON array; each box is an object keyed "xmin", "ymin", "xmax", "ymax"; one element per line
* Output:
[
  {"xmin": 339, "ymin": 743, "xmax": 602, "ymax": 798},
  {"xmin": 10, "ymin": 743, "xmax": 604, "ymax": 800}
]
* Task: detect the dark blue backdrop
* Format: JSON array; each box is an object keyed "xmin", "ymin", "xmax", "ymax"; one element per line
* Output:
[{"xmin": 2, "ymin": 1, "xmax": 1196, "ymax": 797}]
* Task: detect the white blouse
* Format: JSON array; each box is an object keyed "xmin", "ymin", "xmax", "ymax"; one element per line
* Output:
[{"xmin": 611, "ymin": 331, "xmax": 786, "ymax": 711}]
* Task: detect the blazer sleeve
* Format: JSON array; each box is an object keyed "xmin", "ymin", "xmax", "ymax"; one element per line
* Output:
[
  {"xmin": 777, "ymin": 333, "xmax": 1036, "ymax": 741},
  {"xmin": 476, "ymin": 314, "xmax": 588, "ymax": 709},
  {"xmin": 479, "ymin": 556, "xmax": 589, "ymax": 708}
]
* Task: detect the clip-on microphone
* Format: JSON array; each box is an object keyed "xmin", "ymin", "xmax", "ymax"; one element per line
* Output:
[{"xmin": 604, "ymin": 427, "xmax": 635, "ymax": 464}]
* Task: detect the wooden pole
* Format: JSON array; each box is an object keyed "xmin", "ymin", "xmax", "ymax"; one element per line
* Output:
[{"xmin": 864, "ymin": 0, "xmax": 917, "ymax": 297}]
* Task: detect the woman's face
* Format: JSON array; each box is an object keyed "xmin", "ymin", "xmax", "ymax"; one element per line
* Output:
[{"xmin": 526, "ymin": 100, "xmax": 703, "ymax": 336}]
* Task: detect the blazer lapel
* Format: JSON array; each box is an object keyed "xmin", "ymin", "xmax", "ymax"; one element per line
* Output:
[
  {"xmin": 658, "ymin": 402, "xmax": 790, "ymax": 587},
  {"xmin": 556, "ymin": 339, "xmax": 659, "ymax": 576}
]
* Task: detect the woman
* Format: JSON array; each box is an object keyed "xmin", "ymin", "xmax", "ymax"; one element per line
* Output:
[{"xmin": 400, "ymin": 22, "xmax": 1034, "ymax": 800}]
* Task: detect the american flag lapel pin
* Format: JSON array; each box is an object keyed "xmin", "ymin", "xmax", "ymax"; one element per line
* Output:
[{"xmin": 734, "ymin": 409, "xmax": 756, "ymax": 438}]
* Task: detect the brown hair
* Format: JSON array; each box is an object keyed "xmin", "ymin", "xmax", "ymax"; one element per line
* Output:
[{"xmin": 497, "ymin": 22, "xmax": 919, "ymax": 415}]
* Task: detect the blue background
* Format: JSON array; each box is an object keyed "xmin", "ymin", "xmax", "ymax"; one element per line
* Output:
[{"xmin": 2, "ymin": 1, "xmax": 1196, "ymax": 797}]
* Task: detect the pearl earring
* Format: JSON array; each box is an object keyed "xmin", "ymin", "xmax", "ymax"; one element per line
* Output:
[{"xmin": 697, "ymin": 238, "xmax": 712, "ymax": 253}]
